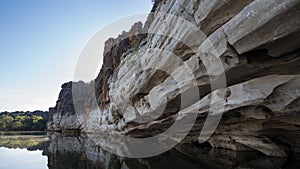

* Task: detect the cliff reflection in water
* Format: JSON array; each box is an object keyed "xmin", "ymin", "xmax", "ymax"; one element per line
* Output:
[{"xmin": 46, "ymin": 133, "xmax": 300, "ymax": 169}]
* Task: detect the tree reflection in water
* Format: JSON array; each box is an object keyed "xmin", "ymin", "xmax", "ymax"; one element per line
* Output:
[{"xmin": 1, "ymin": 132, "xmax": 299, "ymax": 169}]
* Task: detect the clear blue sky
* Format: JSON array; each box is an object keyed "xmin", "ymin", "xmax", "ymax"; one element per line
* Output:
[{"xmin": 0, "ymin": 0, "xmax": 152, "ymax": 112}]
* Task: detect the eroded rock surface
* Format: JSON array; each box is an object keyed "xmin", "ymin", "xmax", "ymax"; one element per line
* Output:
[{"xmin": 47, "ymin": 0, "xmax": 300, "ymax": 158}]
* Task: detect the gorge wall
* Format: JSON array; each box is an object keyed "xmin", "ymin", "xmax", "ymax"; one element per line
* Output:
[{"xmin": 47, "ymin": 0, "xmax": 300, "ymax": 159}]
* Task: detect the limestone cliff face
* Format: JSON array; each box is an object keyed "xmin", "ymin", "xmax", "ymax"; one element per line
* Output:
[
  {"xmin": 47, "ymin": 22, "xmax": 144, "ymax": 132},
  {"xmin": 95, "ymin": 22, "xmax": 144, "ymax": 105},
  {"xmin": 48, "ymin": 0, "xmax": 300, "ymax": 158}
]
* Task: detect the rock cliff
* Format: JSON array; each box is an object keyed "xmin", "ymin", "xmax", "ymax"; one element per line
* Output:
[{"xmin": 47, "ymin": 0, "xmax": 300, "ymax": 158}]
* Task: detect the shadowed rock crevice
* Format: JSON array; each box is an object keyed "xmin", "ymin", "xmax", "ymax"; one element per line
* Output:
[{"xmin": 47, "ymin": 0, "xmax": 300, "ymax": 159}]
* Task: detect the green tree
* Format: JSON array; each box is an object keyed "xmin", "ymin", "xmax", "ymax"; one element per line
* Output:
[
  {"xmin": 31, "ymin": 115, "xmax": 45, "ymax": 130},
  {"xmin": 11, "ymin": 121, "xmax": 23, "ymax": 130},
  {"xmin": 15, "ymin": 115, "xmax": 26, "ymax": 122},
  {"xmin": 32, "ymin": 115, "xmax": 43, "ymax": 124},
  {"xmin": 20, "ymin": 115, "xmax": 32, "ymax": 130},
  {"xmin": 0, "ymin": 115, "xmax": 14, "ymax": 130}
]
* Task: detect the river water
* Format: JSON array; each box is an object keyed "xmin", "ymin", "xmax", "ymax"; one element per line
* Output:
[{"xmin": 0, "ymin": 132, "xmax": 299, "ymax": 169}]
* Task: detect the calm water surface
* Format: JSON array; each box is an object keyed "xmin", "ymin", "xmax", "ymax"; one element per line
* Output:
[
  {"xmin": 0, "ymin": 132, "xmax": 299, "ymax": 169},
  {"xmin": 0, "ymin": 147, "xmax": 47, "ymax": 169},
  {"xmin": 0, "ymin": 132, "xmax": 48, "ymax": 169}
]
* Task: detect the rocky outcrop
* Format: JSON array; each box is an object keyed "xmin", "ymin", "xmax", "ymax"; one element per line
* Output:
[
  {"xmin": 47, "ymin": 82, "xmax": 82, "ymax": 132},
  {"xmin": 47, "ymin": 81, "xmax": 100, "ymax": 132},
  {"xmin": 95, "ymin": 22, "xmax": 144, "ymax": 105},
  {"xmin": 47, "ymin": 22, "xmax": 145, "ymax": 132},
  {"xmin": 47, "ymin": 0, "xmax": 300, "ymax": 158}
]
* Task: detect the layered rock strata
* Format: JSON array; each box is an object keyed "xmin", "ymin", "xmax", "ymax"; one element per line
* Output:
[{"xmin": 47, "ymin": 0, "xmax": 300, "ymax": 158}]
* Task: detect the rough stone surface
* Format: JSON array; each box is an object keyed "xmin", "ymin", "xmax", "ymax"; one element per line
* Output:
[
  {"xmin": 95, "ymin": 22, "xmax": 144, "ymax": 105},
  {"xmin": 47, "ymin": 0, "xmax": 300, "ymax": 158}
]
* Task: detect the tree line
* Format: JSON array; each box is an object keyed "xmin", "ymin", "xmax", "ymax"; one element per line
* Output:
[{"xmin": 0, "ymin": 111, "xmax": 48, "ymax": 131}]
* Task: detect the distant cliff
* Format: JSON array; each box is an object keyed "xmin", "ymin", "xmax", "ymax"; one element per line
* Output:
[{"xmin": 47, "ymin": 0, "xmax": 300, "ymax": 158}]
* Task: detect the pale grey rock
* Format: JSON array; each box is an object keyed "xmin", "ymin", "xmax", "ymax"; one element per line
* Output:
[
  {"xmin": 222, "ymin": 0, "xmax": 300, "ymax": 56},
  {"xmin": 47, "ymin": 0, "xmax": 300, "ymax": 158}
]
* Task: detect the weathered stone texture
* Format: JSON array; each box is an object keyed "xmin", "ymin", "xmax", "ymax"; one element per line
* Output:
[{"xmin": 48, "ymin": 0, "xmax": 300, "ymax": 158}]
